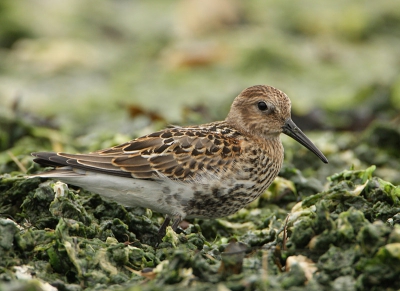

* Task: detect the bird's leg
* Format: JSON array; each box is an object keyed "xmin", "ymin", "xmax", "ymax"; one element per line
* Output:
[
  {"xmin": 157, "ymin": 216, "xmax": 171, "ymax": 242},
  {"xmin": 156, "ymin": 215, "xmax": 183, "ymax": 246}
]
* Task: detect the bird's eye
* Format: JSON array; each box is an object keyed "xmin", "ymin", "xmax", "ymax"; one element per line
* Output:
[{"xmin": 257, "ymin": 101, "xmax": 268, "ymax": 111}]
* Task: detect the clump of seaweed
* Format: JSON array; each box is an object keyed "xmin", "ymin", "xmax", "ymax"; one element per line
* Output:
[
  {"xmin": 1, "ymin": 97, "xmax": 400, "ymax": 290},
  {"xmin": 0, "ymin": 162, "xmax": 399, "ymax": 290}
]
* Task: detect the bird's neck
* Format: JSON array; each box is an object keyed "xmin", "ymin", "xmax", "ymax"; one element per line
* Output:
[{"xmin": 224, "ymin": 117, "xmax": 280, "ymax": 141}]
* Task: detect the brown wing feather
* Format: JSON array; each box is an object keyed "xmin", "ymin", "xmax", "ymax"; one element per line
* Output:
[
  {"xmin": 36, "ymin": 123, "xmax": 243, "ymax": 182},
  {"xmin": 108, "ymin": 125, "xmax": 243, "ymax": 181}
]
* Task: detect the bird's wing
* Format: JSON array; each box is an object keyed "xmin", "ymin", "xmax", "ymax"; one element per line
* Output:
[{"xmin": 32, "ymin": 125, "xmax": 243, "ymax": 183}]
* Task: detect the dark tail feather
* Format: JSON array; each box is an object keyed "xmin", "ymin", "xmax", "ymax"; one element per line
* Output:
[
  {"xmin": 31, "ymin": 152, "xmax": 132, "ymax": 178},
  {"xmin": 31, "ymin": 152, "xmax": 70, "ymax": 168}
]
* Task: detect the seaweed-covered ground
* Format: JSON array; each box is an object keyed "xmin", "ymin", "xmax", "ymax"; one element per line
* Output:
[
  {"xmin": 1, "ymin": 0, "xmax": 400, "ymax": 290},
  {"xmin": 0, "ymin": 106, "xmax": 400, "ymax": 291}
]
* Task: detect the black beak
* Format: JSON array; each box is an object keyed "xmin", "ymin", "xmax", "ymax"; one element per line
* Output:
[{"xmin": 282, "ymin": 118, "xmax": 328, "ymax": 163}]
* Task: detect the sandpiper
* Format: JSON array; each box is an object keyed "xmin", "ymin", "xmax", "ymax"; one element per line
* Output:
[{"xmin": 32, "ymin": 85, "xmax": 328, "ymax": 238}]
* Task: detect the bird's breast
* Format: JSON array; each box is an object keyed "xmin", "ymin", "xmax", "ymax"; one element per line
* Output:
[{"xmin": 182, "ymin": 140, "xmax": 284, "ymax": 219}]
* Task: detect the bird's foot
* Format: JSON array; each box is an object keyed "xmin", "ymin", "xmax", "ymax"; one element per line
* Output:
[
  {"xmin": 156, "ymin": 216, "xmax": 171, "ymax": 246},
  {"xmin": 156, "ymin": 214, "xmax": 183, "ymax": 247}
]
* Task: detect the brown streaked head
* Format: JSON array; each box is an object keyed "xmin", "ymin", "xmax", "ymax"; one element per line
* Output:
[{"xmin": 225, "ymin": 85, "xmax": 328, "ymax": 163}]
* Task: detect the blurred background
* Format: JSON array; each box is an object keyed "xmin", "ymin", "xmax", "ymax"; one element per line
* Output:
[{"xmin": 0, "ymin": 0, "xmax": 399, "ymax": 182}]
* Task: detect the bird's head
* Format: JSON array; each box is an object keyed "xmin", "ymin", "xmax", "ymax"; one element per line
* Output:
[{"xmin": 226, "ymin": 85, "xmax": 328, "ymax": 163}]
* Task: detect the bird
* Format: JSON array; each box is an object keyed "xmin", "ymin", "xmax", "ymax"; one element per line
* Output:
[{"xmin": 31, "ymin": 85, "xmax": 328, "ymax": 239}]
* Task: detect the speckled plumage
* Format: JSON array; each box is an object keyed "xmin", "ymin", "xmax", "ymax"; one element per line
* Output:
[{"xmin": 32, "ymin": 85, "xmax": 328, "ymax": 237}]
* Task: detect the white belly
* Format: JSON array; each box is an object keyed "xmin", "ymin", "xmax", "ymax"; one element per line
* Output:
[{"xmin": 55, "ymin": 172, "xmax": 194, "ymax": 217}]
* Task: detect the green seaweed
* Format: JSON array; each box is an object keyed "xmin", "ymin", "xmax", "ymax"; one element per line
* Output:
[
  {"xmin": 1, "ymin": 162, "xmax": 399, "ymax": 291},
  {"xmin": 1, "ymin": 1, "xmax": 400, "ymax": 288}
]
